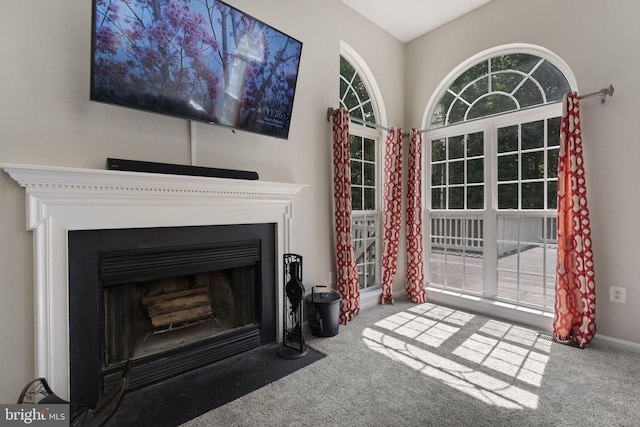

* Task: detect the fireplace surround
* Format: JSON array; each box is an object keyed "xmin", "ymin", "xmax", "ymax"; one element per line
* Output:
[{"xmin": 1, "ymin": 163, "xmax": 306, "ymax": 400}]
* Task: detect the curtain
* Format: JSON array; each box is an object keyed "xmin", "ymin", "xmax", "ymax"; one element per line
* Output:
[
  {"xmin": 406, "ymin": 128, "xmax": 426, "ymax": 303},
  {"xmin": 332, "ymin": 108, "xmax": 360, "ymax": 324},
  {"xmin": 553, "ymin": 92, "xmax": 596, "ymax": 348},
  {"xmin": 380, "ymin": 128, "xmax": 403, "ymax": 304}
]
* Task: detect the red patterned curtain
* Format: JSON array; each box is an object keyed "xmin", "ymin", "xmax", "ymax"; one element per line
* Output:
[
  {"xmin": 332, "ymin": 108, "xmax": 360, "ymax": 324},
  {"xmin": 406, "ymin": 128, "xmax": 426, "ymax": 303},
  {"xmin": 553, "ymin": 92, "xmax": 596, "ymax": 348},
  {"xmin": 380, "ymin": 128, "xmax": 403, "ymax": 304}
]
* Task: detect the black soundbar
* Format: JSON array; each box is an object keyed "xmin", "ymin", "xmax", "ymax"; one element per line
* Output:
[{"xmin": 106, "ymin": 158, "xmax": 259, "ymax": 180}]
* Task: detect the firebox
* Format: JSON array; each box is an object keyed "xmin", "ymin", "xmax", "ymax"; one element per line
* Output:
[{"xmin": 68, "ymin": 223, "xmax": 276, "ymax": 403}]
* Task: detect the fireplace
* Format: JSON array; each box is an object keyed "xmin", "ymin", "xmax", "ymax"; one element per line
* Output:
[
  {"xmin": 68, "ymin": 223, "xmax": 276, "ymax": 403},
  {"xmin": 1, "ymin": 163, "xmax": 306, "ymax": 400}
]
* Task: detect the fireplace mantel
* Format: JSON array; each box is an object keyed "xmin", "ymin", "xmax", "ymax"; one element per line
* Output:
[{"xmin": 2, "ymin": 163, "xmax": 307, "ymax": 399}]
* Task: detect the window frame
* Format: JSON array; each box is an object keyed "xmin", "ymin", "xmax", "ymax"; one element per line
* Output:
[
  {"xmin": 339, "ymin": 42, "xmax": 387, "ymax": 293},
  {"xmin": 423, "ymin": 44, "xmax": 576, "ymax": 313}
]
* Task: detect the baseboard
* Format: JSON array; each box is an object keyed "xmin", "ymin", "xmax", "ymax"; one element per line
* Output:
[{"xmin": 592, "ymin": 334, "xmax": 640, "ymax": 353}]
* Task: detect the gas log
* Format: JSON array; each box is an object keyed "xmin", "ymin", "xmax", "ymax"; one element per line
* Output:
[{"xmin": 141, "ymin": 286, "xmax": 213, "ymax": 328}]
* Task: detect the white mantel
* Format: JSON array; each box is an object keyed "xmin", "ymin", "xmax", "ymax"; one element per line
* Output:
[{"xmin": 2, "ymin": 163, "xmax": 306, "ymax": 399}]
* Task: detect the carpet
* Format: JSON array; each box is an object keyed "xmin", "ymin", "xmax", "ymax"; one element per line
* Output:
[
  {"xmin": 107, "ymin": 343, "xmax": 325, "ymax": 427},
  {"xmin": 180, "ymin": 298, "xmax": 640, "ymax": 427}
]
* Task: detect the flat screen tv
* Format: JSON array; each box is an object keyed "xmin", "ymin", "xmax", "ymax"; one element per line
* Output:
[{"xmin": 91, "ymin": 0, "xmax": 303, "ymax": 139}]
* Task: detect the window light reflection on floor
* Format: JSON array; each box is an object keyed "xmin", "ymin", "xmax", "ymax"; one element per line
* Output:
[{"xmin": 362, "ymin": 303, "xmax": 551, "ymax": 409}]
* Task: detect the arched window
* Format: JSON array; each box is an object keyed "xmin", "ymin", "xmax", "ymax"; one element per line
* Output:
[
  {"xmin": 424, "ymin": 45, "xmax": 575, "ymax": 313},
  {"xmin": 338, "ymin": 43, "xmax": 385, "ymax": 291},
  {"xmin": 430, "ymin": 52, "xmax": 571, "ymax": 128}
]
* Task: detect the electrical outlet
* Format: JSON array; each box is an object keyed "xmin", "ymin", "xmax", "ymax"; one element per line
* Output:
[{"xmin": 610, "ymin": 286, "xmax": 626, "ymax": 303}]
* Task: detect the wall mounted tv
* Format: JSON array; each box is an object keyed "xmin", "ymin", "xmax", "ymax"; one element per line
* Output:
[{"xmin": 91, "ymin": 0, "xmax": 303, "ymax": 139}]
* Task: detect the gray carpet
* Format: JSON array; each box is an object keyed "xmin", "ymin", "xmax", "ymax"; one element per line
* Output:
[{"xmin": 181, "ymin": 298, "xmax": 640, "ymax": 427}]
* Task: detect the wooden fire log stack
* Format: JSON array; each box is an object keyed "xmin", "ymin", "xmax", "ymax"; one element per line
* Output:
[{"xmin": 141, "ymin": 286, "xmax": 213, "ymax": 328}]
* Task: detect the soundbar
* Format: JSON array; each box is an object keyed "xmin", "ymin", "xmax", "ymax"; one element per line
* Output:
[{"xmin": 106, "ymin": 158, "xmax": 259, "ymax": 180}]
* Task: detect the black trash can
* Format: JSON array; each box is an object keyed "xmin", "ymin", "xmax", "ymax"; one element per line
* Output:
[{"xmin": 305, "ymin": 286, "xmax": 341, "ymax": 337}]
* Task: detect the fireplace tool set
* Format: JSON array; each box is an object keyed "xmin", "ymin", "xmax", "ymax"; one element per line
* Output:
[{"xmin": 278, "ymin": 253, "xmax": 309, "ymax": 358}]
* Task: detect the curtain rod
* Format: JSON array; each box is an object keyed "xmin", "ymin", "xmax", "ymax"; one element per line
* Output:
[
  {"xmin": 578, "ymin": 84, "xmax": 615, "ymax": 103},
  {"xmin": 327, "ymin": 84, "xmax": 614, "ymax": 136},
  {"xmin": 325, "ymin": 108, "xmax": 409, "ymax": 137}
]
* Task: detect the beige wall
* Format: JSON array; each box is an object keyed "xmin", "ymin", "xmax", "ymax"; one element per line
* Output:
[
  {"xmin": 406, "ymin": 0, "xmax": 640, "ymax": 343},
  {"xmin": 0, "ymin": 0, "xmax": 404, "ymax": 402}
]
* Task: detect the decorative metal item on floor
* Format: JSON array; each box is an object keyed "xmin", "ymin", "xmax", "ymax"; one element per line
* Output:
[
  {"xmin": 277, "ymin": 253, "xmax": 309, "ymax": 358},
  {"xmin": 17, "ymin": 359, "xmax": 132, "ymax": 427}
]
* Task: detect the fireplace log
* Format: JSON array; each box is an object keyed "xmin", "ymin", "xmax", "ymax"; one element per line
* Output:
[{"xmin": 141, "ymin": 286, "xmax": 213, "ymax": 328}]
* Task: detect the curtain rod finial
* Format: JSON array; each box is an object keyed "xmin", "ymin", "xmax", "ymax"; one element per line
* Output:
[{"xmin": 326, "ymin": 107, "xmax": 337, "ymax": 122}]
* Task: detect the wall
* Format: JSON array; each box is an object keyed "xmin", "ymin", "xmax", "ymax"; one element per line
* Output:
[
  {"xmin": 406, "ymin": 0, "xmax": 640, "ymax": 345},
  {"xmin": 0, "ymin": 0, "xmax": 404, "ymax": 402}
]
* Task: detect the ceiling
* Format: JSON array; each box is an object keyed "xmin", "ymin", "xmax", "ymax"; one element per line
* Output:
[{"xmin": 339, "ymin": 0, "xmax": 495, "ymax": 43}]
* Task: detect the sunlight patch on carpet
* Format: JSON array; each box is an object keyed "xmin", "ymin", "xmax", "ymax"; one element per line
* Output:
[{"xmin": 362, "ymin": 303, "xmax": 552, "ymax": 409}]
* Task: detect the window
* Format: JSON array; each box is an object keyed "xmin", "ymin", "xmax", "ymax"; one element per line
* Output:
[
  {"xmin": 339, "ymin": 53, "xmax": 382, "ymax": 290},
  {"xmin": 426, "ymin": 46, "xmax": 573, "ymax": 311}
]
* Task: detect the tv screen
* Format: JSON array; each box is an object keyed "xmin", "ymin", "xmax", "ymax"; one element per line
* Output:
[{"xmin": 91, "ymin": 0, "xmax": 303, "ymax": 139}]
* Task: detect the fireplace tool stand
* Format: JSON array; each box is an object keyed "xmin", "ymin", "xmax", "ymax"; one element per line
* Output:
[{"xmin": 277, "ymin": 253, "xmax": 308, "ymax": 359}]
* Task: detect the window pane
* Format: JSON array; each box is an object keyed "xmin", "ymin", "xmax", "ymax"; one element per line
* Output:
[
  {"xmin": 532, "ymin": 61, "xmax": 571, "ymax": 102},
  {"xmin": 364, "ymin": 187, "xmax": 376, "ymax": 210},
  {"xmin": 522, "ymin": 120, "xmax": 544, "ymax": 150},
  {"xmin": 547, "ymin": 149, "xmax": 559, "ymax": 178},
  {"xmin": 364, "ymin": 138, "xmax": 376, "ymax": 161},
  {"xmin": 451, "ymin": 61, "xmax": 488, "ymax": 94},
  {"xmin": 547, "ymin": 181, "xmax": 557, "ymax": 209},
  {"xmin": 362, "ymin": 101, "xmax": 376, "ymax": 124},
  {"xmin": 498, "ymin": 154, "xmax": 518, "ymax": 181},
  {"xmin": 514, "ymin": 78, "xmax": 544, "ymax": 108},
  {"xmin": 352, "ymin": 187, "xmax": 362, "ymax": 210},
  {"xmin": 522, "ymin": 151, "xmax": 544, "ymax": 180},
  {"xmin": 460, "ymin": 76, "xmax": 488, "ymax": 104},
  {"xmin": 449, "ymin": 187, "xmax": 464, "ymax": 209},
  {"xmin": 492, "ymin": 71, "xmax": 523, "ymax": 95},
  {"xmin": 498, "ymin": 183, "xmax": 518, "ymax": 209},
  {"xmin": 522, "ymin": 182, "xmax": 544, "ymax": 209},
  {"xmin": 498, "ymin": 125, "xmax": 518, "ymax": 153},
  {"xmin": 363, "ymin": 162, "xmax": 375, "ymax": 186},
  {"xmin": 547, "ymin": 117, "xmax": 561, "ymax": 147},
  {"xmin": 367, "ymin": 218, "xmax": 377, "ymax": 238},
  {"xmin": 432, "ymin": 188, "xmax": 446, "ymax": 209},
  {"xmin": 467, "ymin": 186, "xmax": 484, "ymax": 209},
  {"xmin": 431, "ymin": 93, "xmax": 454, "ymax": 128},
  {"xmin": 351, "ymin": 161, "xmax": 362, "ymax": 185},
  {"xmin": 467, "ymin": 94, "xmax": 517, "ymax": 119},
  {"xmin": 520, "ymin": 217, "xmax": 545, "ymax": 246},
  {"xmin": 491, "ymin": 53, "xmax": 538, "ymax": 73},
  {"xmin": 449, "ymin": 161, "xmax": 464, "ymax": 185},
  {"xmin": 467, "ymin": 158, "xmax": 484, "ymax": 183},
  {"xmin": 448, "ymin": 136, "xmax": 465, "ymax": 159},
  {"xmin": 432, "ymin": 139, "xmax": 446, "ymax": 161},
  {"xmin": 467, "ymin": 132, "xmax": 484, "ymax": 157},
  {"xmin": 448, "ymin": 100, "xmax": 467, "ymax": 124},
  {"xmin": 432, "ymin": 163, "xmax": 446, "ymax": 186},
  {"xmin": 350, "ymin": 136, "xmax": 362, "ymax": 159}
]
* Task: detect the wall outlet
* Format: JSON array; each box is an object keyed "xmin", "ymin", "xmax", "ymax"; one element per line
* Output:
[{"xmin": 610, "ymin": 286, "xmax": 626, "ymax": 303}]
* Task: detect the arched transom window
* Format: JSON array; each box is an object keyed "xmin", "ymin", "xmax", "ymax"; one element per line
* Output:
[{"xmin": 430, "ymin": 53, "xmax": 571, "ymax": 128}]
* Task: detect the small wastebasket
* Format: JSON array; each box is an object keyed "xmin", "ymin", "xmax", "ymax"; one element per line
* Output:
[{"xmin": 305, "ymin": 286, "xmax": 341, "ymax": 337}]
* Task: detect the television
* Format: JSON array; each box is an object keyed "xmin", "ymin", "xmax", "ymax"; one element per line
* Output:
[{"xmin": 91, "ymin": 0, "xmax": 303, "ymax": 139}]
